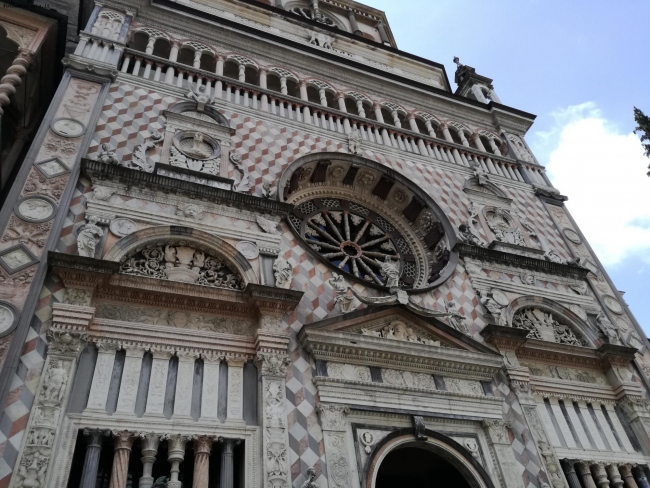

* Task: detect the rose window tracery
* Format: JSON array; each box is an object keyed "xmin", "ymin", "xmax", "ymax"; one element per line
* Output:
[
  {"xmin": 511, "ymin": 308, "xmax": 585, "ymax": 346},
  {"xmin": 120, "ymin": 241, "xmax": 244, "ymax": 290}
]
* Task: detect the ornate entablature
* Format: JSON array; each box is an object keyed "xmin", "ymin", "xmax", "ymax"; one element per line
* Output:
[{"xmin": 278, "ymin": 152, "xmax": 458, "ymax": 291}]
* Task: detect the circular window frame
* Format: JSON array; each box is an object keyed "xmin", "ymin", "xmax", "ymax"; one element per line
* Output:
[{"xmin": 278, "ymin": 153, "xmax": 459, "ymax": 292}]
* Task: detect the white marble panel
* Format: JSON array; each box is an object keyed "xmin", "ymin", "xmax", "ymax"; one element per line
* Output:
[
  {"xmin": 86, "ymin": 348, "xmax": 117, "ymax": 411},
  {"xmin": 115, "ymin": 348, "xmax": 145, "ymax": 414},
  {"xmin": 201, "ymin": 359, "xmax": 220, "ymax": 419}
]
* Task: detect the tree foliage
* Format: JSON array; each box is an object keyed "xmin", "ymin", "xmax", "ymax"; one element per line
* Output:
[{"xmin": 633, "ymin": 107, "xmax": 650, "ymax": 175}]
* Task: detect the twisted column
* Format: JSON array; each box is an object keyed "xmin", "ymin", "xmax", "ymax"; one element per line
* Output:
[
  {"xmin": 0, "ymin": 50, "xmax": 33, "ymax": 115},
  {"xmin": 562, "ymin": 460, "xmax": 582, "ymax": 488},
  {"xmin": 108, "ymin": 431, "xmax": 136, "ymax": 488},
  {"xmin": 592, "ymin": 463, "xmax": 611, "ymax": 488},
  {"xmin": 576, "ymin": 462, "xmax": 597, "ymax": 488},
  {"xmin": 619, "ymin": 465, "xmax": 638, "ymax": 488},
  {"xmin": 192, "ymin": 436, "xmax": 213, "ymax": 488},
  {"xmin": 79, "ymin": 429, "xmax": 108, "ymax": 488},
  {"xmin": 606, "ymin": 464, "xmax": 624, "ymax": 488},
  {"xmin": 139, "ymin": 434, "xmax": 160, "ymax": 488}
]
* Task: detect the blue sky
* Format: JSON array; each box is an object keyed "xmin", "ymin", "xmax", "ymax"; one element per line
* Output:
[{"xmin": 369, "ymin": 0, "xmax": 650, "ymax": 332}]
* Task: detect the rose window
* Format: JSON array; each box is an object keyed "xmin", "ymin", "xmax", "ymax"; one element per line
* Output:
[{"xmin": 289, "ymin": 197, "xmax": 440, "ymax": 290}]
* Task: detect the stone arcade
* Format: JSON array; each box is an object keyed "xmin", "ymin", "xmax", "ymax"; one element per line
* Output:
[{"xmin": 0, "ymin": 1, "xmax": 648, "ymax": 488}]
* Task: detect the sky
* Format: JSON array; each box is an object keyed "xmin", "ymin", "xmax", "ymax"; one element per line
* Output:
[{"xmin": 368, "ymin": 0, "xmax": 650, "ymax": 333}]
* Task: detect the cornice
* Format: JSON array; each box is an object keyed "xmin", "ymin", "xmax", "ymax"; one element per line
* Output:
[
  {"xmin": 82, "ymin": 159, "xmax": 294, "ymax": 217},
  {"xmin": 300, "ymin": 328, "xmax": 503, "ymax": 381},
  {"xmin": 457, "ymin": 243, "xmax": 590, "ymax": 280}
]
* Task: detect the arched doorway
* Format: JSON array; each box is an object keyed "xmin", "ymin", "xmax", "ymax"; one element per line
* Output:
[
  {"xmin": 364, "ymin": 431, "xmax": 495, "ymax": 488},
  {"xmin": 375, "ymin": 445, "xmax": 471, "ymax": 488}
]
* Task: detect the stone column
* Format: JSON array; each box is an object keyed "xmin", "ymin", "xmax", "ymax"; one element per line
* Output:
[
  {"xmin": 115, "ymin": 346, "xmax": 145, "ymax": 414},
  {"xmin": 9, "ymin": 304, "xmax": 90, "ymax": 488},
  {"xmin": 165, "ymin": 435, "xmax": 190, "ymax": 488},
  {"xmin": 619, "ymin": 465, "xmax": 639, "ymax": 488},
  {"xmin": 481, "ymin": 420, "xmax": 524, "ymax": 488},
  {"xmin": 632, "ymin": 467, "xmax": 650, "ymax": 488},
  {"xmin": 219, "ymin": 438, "xmax": 235, "ymax": 488},
  {"xmin": 256, "ymin": 352, "xmax": 291, "ymax": 488},
  {"xmin": 562, "ymin": 460, "xmax": 582, "ymax": 488},
  {"xmin": 607, "ymin": 464, "xmax": 625, "ymax": 488},
  {"xmin": 145, "ymin": 349, "xmax": 173, "ymax": 416},
  {"xmin": 87, "ymin": 341, "xmax": 119, "ymax": 412},
  {"xmin": 108, "ymin": 431, "xmax": 136, "ymax": 488},
  {"xmin": 0, "ymin": 49, "xmax": 33, "ymax": 115},
  {"xmin": 138, "ymin": 433, "xmax": 160, "ymax": 488},
  {"xmin": 317, "ymin": 404, "xmax": 352, "ymax": 488},
  {"xmin": 79, "ymin": 429, "xmax": 108, "ymax": 488},
  {"xmin": 592, "ymin": 463, "xmax": 612, "ymax": 488},
  {"xmin": 576, "ymin": 462, "xmax": 597, "ymax": 488},
  {"xmin": 193, "ymin": 436, "xmax": 213, "ymax": 488},
  {"xmin": 226, "ymin": 357, "xmax": 245, "ymax": 422},
  {"xmin": 173, "ymin": 350, "xmax": 199, "ymax": 418},
  {"xmin": 201, "ymin": 354, "xmax": 221, "ymax": 420}
]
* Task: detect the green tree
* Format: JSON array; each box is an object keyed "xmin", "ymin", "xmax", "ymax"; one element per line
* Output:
[{"xmin": 633, "ymin": 107, "xmax": 650, "ymax": 175}]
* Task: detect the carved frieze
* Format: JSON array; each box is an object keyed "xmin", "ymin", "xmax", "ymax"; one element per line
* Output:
[
  {"xmin": 511, "ymin": 308, "xmax": 584, "ymax": 346},
  {"xmin": 95, "ymin": 303, "xmax": 256, "ymax": 335}
]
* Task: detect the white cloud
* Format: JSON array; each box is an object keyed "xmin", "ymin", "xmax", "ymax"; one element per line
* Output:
[{"xmin": 532, "ymin": 102, "xmax": 650, "ymax": 266}]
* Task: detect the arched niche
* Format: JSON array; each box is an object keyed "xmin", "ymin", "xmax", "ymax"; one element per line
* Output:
[
  {"xmin": 278, "ymin": 152, "xmax": 458, "ymax": 292},
  {"xmin": 364, "ymin": 429, "xmax": 495, "ymax": 488},
  {"xmin": 104, "ymin": 226, "xmax": 258, "ymax": 288},
  {"xmin": 503, "ymin": 296, "xmax": 595, "ymax": 347}
]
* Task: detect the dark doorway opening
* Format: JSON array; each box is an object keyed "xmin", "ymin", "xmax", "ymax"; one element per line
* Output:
[{"xmin": 375, "ymin": 446, "xmax": 472, "ymax": 488}]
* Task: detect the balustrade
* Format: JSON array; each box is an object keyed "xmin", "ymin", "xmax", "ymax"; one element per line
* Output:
[
  {"xmin": 75, "ymin": 430, "xmax": 243, "ymax": 488},
  {"xmin": 118, "ymin": 47, "xmax": 544, "ymax": 185},
  {"xmin": 564, "ymin": 461, "xmax": 649, "ymax": 488}
]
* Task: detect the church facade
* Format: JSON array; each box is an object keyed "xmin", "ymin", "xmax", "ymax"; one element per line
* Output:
[{"xmin": 0, "ymin": 1, "xmax": 648, "ymax": 488}]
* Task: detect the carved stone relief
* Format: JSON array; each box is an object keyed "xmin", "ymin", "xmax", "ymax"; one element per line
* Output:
[
  {"xmin": 95, "ymin": 303, "xmax": 256, "ymax": 335},
  {"xmin": 77, "ymin": 216, "xmax": 103, "ymax": 257},
  {"xmin": 511, "ymin": 308, "xmax": 584, "ymax": 346},
  {"xmin": 523, "ymin": 362, "xmax": 607, "ymax": 385},
  {"xmin": 329, "ymin": 272, "xmax": 357, "ymax": 313},
  {"xmin": 326, "ymin": 363, "xmax": 371, "ymax": 382},
  {"xmin": 272, "ymin": 257, "xmax": 292, "ymax": 289},
  {"xmin": 381, "ymin": 369, "xmax": 436, "ymax": 390},
  {"xmin": 443, "ymin": 377, "xmax": 484, "ymax": 396},
  {"xmin": 120, "ymin": 242, "xmax": 245, "ymax": 289},
  {"xmin": 359, "ymin": 320, "xmax": 439, "ymax": 345}
]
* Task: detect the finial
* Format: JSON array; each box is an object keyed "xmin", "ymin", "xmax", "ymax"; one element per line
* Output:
[{"xmin": 453, "ymin": 56, "xmax": 463, "ymax": 68}]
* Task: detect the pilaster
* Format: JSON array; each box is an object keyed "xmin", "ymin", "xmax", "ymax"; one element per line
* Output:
[
  {"xmin": 8, "ymin": 304, "xmax": 90, "ymax": 488},
  {"xmin": 481, "ymin": 419, "xmax": 522, "ymax": 488},
  {"xmin": 317, "ymin": 404, "xmax": 352, "ymax": 488}
]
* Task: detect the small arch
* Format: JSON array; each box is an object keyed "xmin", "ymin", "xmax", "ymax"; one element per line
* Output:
[
  {"xmin": 166, "ymin": 100, "xmax": 231, "ymax": 128},
  {"xmin": 103, "ymin": 226, "xmax": 258, "ymax": 286},
  {"xmin": 364, "ymin": 428, "xmax": 495, "ymax": 488},
  {"xmin": 504, "ymin": 296, "xmax": 595, "ymax": 347},
  {"xmin": 128, "ymin": 31, "xmax": 149, "ymax": 52},
  {"xmin": 152, "ymin": 38, "xmax": 171, "ymax": 59}
]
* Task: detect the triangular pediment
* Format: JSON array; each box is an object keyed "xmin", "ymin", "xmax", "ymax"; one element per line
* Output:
[{"xmin": 304, "ymin": 306, "xmax": 496, "ymax": 355}]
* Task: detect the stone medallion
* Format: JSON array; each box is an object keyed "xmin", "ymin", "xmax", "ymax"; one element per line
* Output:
[
  {"xmin": 0, "ymin": 302, "xmax": 17, "ymax": 336},
  {"xmin": 51, "ymin": 118, "xmax": 86, "ymax": 138},
  {"xmin": 0, "ymin": 245, "xmax": 36, "ymax": 273},
  {"xmin": 563, "ymin": 228, "xmax": 582, "ymax": 244},
  {"xmin": 602, "ymin": 295, "xmax": 623, "ymax": 314},
  {"xmin": 110, "ymin": 218, "xmax": 138, "ymax": 237},
  {"xmin": 36, "ymin": 158, "xmax": 70, "ymax": 177},
  {"xmin": 236, "ymin": 241, "xmax": 259, "ymax": 259},
  {"xmin": 491, "ymin": 289, "xmax": 510, "ymax": 307},
  {"xmin": 14, "ymin": 197, "xmax": 55, "ymax": 223}
]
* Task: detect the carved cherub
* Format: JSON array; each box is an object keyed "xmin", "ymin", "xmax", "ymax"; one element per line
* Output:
[{"xmin": 98, "ymin": 143, "xmax": 118, "ymax": 165}]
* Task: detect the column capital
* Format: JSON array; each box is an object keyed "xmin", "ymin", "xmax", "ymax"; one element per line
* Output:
[
  {"xmin": 111, "ymin": 430, "xmax": 137, "ymax": 450},
  {"xmin": 316, "ymin": 403, "xmax": 350, "ymax": 432},
  {"xmin": 255, "ymin": 352, "xmax": 290, "ymax": 377},
  {"xmin": 193, "ymin": 435, "xmax": 214, "ymax": 455},
  {"xmin": 225, "ymin": 356, "xmax": 247, "ymax": 367},
  {"xmin": 482, "ymin": 419, "xmax": 511, "ymax": 445},
  {"xmin": 137, "ymin": 432, "xmax": 162, "ymax": 452},
  {"xmin": 150, "ymin": 346, "xmax": 174, "ymax": 360},
  {"xmin": 83, "ymin": 428, "xmax": 109, "ymax": 447},
  {"xmin": 46, "ymin": 328, "xmax": 88, "ymax": 356},
  {"xmin": 175, "ymin": 349, "xmax": 200, "ymax": 362}
]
